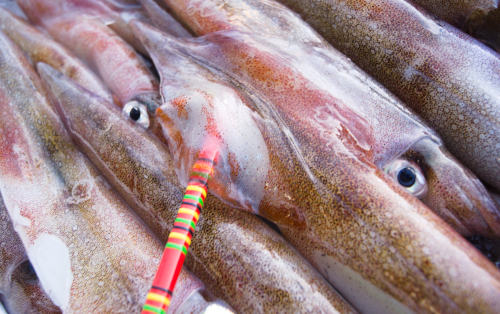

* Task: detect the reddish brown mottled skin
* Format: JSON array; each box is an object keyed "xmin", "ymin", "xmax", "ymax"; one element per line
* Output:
[
  {"xmin": 0, "ymin": 31, "xmax": 215, "ymax": 313},
  {"xmin": 410, "ymin": 0, "xmax": 498, "ymax": 28},
  {"xmin": 154, "ymin": 0, "xmax": 500, "ymax": 240},
  {"xmin": 396, "ymin": 138, "xmax": 500, "ymax": 237},
  {"xmin": 276, "ymin": 0, "xmax": 500, "ymax": 192},
  {"xmin": 0, "ymin": 7, "xmax": 113, "ymax": 104},
  {"xmin": 0, "ymin": 194, "xmax": 61, "ymax": 314},
  {"xmin": 153, "ymin": 0, "xmax": 500, "ymax": 313},
  {"xmin": 39, "ymin": 62, "xmax": 358, "ymax": 314},
  {"xmin": 18, "ymin": 0, "xmax": 159, "ymax": 107}
]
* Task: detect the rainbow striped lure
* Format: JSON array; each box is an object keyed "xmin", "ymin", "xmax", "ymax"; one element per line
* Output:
[{"xmin": 142, "ymin": 151, "xmax": 216, "ymax": 314}]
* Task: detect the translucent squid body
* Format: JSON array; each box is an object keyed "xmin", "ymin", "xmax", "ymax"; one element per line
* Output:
[
  {"xmin": 134, "ymin": 1, "xmax": 500, "ymax": 312},
  {"xmin": 274, "ymin": 0, "xmax": 500, "ymax": 196},
  {"xmin": 0, "ymin": 28, "xmax": 227, "ymax": 314},
  {"xmin": 38, "ymin": 62, "xmax": 358, "ymax": 313}
]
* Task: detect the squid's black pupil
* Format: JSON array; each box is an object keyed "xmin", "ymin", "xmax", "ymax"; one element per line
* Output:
[
  {"xmin": 398, "ymin": 167, "xmax": 416, "ymax": 187},
  {"xmin": 130, "ymin": 107, "xmax": 141, "ymax": 121}
]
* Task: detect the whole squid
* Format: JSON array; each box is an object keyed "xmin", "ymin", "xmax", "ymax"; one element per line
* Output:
[
  {"xmin": 275, "ymin": 0, "xmax": 500, "ymax": 194},
  {"xmin": 0, "ymin": 30, "xmax": 227, "ymax": 313},
  {"xmin": 140, "ymin": 1, "xmax": 500, "ymax": 313},
  {"xmin": 38, "ymin": 62, "xmax": 359, "ymax": 314},
  {"xmin": 0, "ymin": 193, "xmax": 61, "ymax": 313}
]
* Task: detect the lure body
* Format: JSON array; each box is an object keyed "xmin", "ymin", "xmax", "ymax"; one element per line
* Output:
[{"xmin": 38, "ymin": 62, "xmax": 358, "ymax": 314}]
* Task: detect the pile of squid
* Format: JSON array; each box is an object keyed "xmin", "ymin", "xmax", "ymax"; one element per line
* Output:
[{"xmin": 0, "ymin": 0, "xmax": 499, "ymax": 313}]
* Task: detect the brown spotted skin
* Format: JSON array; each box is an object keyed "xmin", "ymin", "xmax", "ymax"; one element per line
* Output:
[
  {"xmin": 410, "ymin": 0, "xmax": 498, "ymax": 28},
  {"xmin": 398, "ymin": 138, "xmax": 500, "ymax": 237},
  {"xmin": 155, "ymin": 0, "xmax": 500, "ymax": 240},
  {"xmin": 0, "ymin": 7, "xmax": 113, "ymax": 104},
  {"xmin": 151, "ymin": 1, "xmax": 500, "ymax": 313},
  {"xmin": 18, "ymin": 0, "xmax": 159, "ymax": 107},
  {"xmin": 38, "ymin": 62, "xmax": 358, "ymax": 314},
  {"xmin": 464, "ymin": 6, "xmax": 500, "ymax": 53},
  {"xmin": 0, "ymin": 193, "xmax": 61, "ymax": 314},
  {"xmin": 0, "ymin": 31, "xmax": 208, "ymax": 313},
  {"xmin": 276, "ymin": 0, "xmax": 500, "ymax": 191}
]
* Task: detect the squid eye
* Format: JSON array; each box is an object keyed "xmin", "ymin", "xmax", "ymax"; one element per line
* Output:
[
  {"xmin": 398, "ymin": 167, "xmax": 416, "ymax": 187},
  {"xmin": 123, "ymin": 101, "xmax": 150, "ymax": 129},
  {"xmin": 129, "ymin": 107, "xmax": 141, "ymax": 121},
  {"xmin": 384, "ymin": 159, "xmax": 428, "ymax": 198}
]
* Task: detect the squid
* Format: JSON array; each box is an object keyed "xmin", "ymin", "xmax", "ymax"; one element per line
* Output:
[
  {"xmin": 274, "ymin": 0, "xmax": 500, "ymax": 194},
  {"xmin": 38, "ymin": 61, "xmax": 359, "ymax": 314},
  {"xmin": 14, "ymin": 0, "xmax": 153, "ymax": 56},
  {"xmin": 0, "ymin": 29, "xmax": 230, "ymax": 313},
  {"xmin": 409, "ymin": 0, "xmax": 498, "ymax": 28},
  {"xmin": 151, "ymin": 0, "xmax": 500, "ymax": 240},
  {"xmin": 138, "ymin": 0, "xmax": 192, "ymax": 38},
  {"xmin": 0, "ymin": 193, "xmax": 61, "ymax": 313},
  {"xmin": 134, "ymin": 1, "xmax": 500, "ymax": 312},
  {"xmin": 17, "ymin": 0, "xmax": 159, "ymax": 109},
  {"xmin": 407, "ymin": 0, "xmax": 500, "ymax": 53},
  {"xmin": 0, "ymin": 7, "xmax": 113, "ymax": 104}
]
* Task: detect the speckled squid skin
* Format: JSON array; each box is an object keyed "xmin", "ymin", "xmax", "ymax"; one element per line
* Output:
[
  {"xmin": 401, "ymin": 137, "xmax": 500, "ymax": 237},
  {"xmin": 17, "ymin": 0, "xmax": 159, "ymax": 107},
  {"xmin": 276, "ymin": 0, "xmax": 500, "ymax": 191},
  {"xmin": 158, "ymin": 0, "xmax": 500, "ymax": 240},
  {"xmin": 0, "ymin": 7, "xmax": 113, "ymax": 104},
  {"xmin": 0, "ymin": 193, "xmax": 61, "ymax": 314},
  {"xmin": 38, "ymin": 63, "xmax": 359, "ymax": 314},
  {"xmin": 151, "ymin": 1, "xmax": 500, "ymax": 313},
  {"xmin": 0, "ymin": 31, "xmax": 209, "ymax": 313},
  {"xmin": 410, "ymin": 0, "xmax": 498, "ymax": 28}
]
